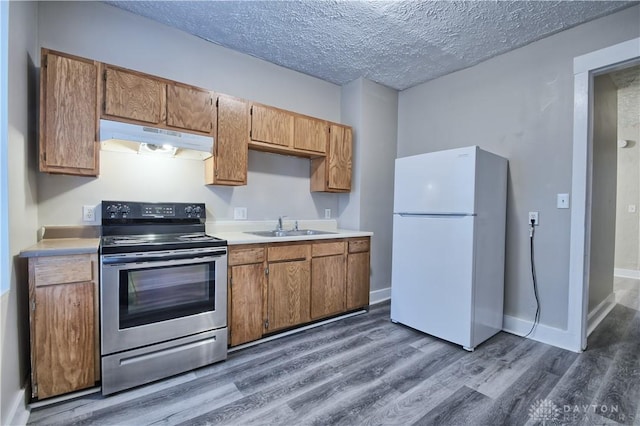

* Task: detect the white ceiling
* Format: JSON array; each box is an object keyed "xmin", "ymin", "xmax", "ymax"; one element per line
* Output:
[{"xmin": 105, "ymin": 1, "xmax": 637, "ymax": 91}]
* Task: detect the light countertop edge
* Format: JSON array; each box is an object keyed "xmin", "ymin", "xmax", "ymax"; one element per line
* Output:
[
  {"xmin": 213, "ymin": 229, "xmax": 373, "ymax": 245},
  {"xmin": 20, "ymin": 238, "xmax": 100, "ymax": 258}
]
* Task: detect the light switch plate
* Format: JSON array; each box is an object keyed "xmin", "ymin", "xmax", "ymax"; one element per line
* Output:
[
  {"xmin": 234, "ymin": 207, "xmax": 247, "ymax": 220},
  {"xmin": 628, "ymin": 204, "xmax": 637, "ymax": 213},
  {"xmin": 324, "ymin": 209, "xmax": 331, "ymax": 219}
]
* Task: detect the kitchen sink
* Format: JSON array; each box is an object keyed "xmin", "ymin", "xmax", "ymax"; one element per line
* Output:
[{"xmin": 246, "ymin": 229, "xmax": 336, "ymax": 237}]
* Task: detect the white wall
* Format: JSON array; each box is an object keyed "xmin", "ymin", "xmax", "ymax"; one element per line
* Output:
[
  {"xmin": 614, "ymin": 70, "xmax": 640, "ymax": 272},
  {"xmin": 339, "ymin": 78, "xmax": 398, "ymax": 293},
  {"xmin": 37, "ymin": 1, "xmax": 346, "ymax": 227},
  {"xmin": 589, "ymin": 74, "xmax": 618, "ymax": 310},
  {"xmin": 397, "ymin": 6, "xmax": 640, "ymax": 330},
  {"xmin": 1, "ymin": 1, "xmax": 38, "ymax": 425}
]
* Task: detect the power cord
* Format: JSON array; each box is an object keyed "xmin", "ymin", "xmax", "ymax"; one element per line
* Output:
[{"xmin": 524, "ymin": 218, "xmax": 540, "ymax": 337}]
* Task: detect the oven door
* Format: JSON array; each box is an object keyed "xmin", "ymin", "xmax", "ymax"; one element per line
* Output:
[{"xmin": 100, "ymin": 248, "xmax": 227, "ymax": 355}]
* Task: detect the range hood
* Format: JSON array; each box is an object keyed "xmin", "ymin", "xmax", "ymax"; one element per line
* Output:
[{"xmin": 99, "ymin": 119, "xmax": 214, "ymax": 160}]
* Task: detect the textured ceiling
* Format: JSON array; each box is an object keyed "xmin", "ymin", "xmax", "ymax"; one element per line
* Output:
[{"xmin": 105, "ymin": 1, "xmax": 638, "ymax": 91}]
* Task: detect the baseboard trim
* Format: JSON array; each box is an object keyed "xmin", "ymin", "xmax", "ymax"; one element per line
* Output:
[
  {"xmin": 614, "ymin": 268, "xmax": 640, "ymax": 279},
  {"xmin": 502, "ymin": 314, "xmax": 581, "ymax": 353},
  {"xmin": 587, "ymin": 292, "xmax": 616, "ymax": 337},
  {"xmin": 370, "ymin": 287, "xmax": 391, "ymax": 305},
  {"xmin": 6, "ymin": 388, "xmax": 29, "ymax": 426}
]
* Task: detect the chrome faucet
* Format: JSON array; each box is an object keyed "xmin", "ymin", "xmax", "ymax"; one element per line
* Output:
[{"xmin": 277, "ymin": 215, "xmax": 286, "ymax": 231}]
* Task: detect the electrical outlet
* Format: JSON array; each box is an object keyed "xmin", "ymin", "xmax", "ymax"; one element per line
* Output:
[
  {"xmin": 557, "ymin": 193, "xmax": 570, "ymax": 209},
  {"xmin": 233, "ymin": 207, "xmax": 247, "ymax": 220},
  {"xmin": 528, "ymin": 211, "xmax": 539, "ymax": 226},
  {"xmin": 83, "ymin": 205, "xmax": 96, "ymax": 222},
  {"xmin": 324, "ymin": 208, "xmax": 331, "ymax": 219}
]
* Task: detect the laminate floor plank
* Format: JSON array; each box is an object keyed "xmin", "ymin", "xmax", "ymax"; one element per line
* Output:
[
  {"xmin": 27, "ymin": 281, "xmax": 640, "ymax": 426},
  {"xmin": 413, "ymin": 385, "xmax": 492, "ymax": 426}
]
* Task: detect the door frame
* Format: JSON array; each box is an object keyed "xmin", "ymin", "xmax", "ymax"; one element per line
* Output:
[{"xmin": 569, "ymin": 38, "xmax": 640, "ymax": 351}]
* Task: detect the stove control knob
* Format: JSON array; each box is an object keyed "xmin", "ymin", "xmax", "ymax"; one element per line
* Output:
[
  {"xmin": 120, "ymin": 205, "xmax": 131, "ymax": 217},
  {"xmin": 193, "ymin": 206, "xmax": 202, "ymax": 217},
  {"xmin": 106, "ymin": 204, "xmax": 120, "ymax": 218},
  {"xmin": 185, "ymin": 206, "xmax": 193, "ymax": 216}
]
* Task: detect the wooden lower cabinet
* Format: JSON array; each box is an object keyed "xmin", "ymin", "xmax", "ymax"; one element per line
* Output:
[
  {"xmin": 311, "ymin": 242, "xmax": 346, "ymax": 320},
  {"xmin": 228, "ymin": 237, "xmax": 370, "ymax": 347},
  {"xmin": 28, "ymin": 253, "xmax": 99, "ymax": 399},
  {"xmin": 228, "ymin": 245, "xmax": 265, "ymax": 347},
  {"xmin": 267, "ymin": 259, "xmax": 311, "ymax": 331},
  {"xmin": 347, "ymin": 238, "xmax": 371, "ymax": 310}
]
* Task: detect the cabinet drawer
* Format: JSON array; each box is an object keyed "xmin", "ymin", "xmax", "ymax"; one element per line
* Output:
[
  {"xmin": 268, "ymin": 244, "xmax": 310, "ymax": 262},
  {"xmin": 312, "ymin": 241, "xmax": 345, "ymax": 257},
  {"xmin": 348, "ymin": 238, "xmax": 370, "ymax": 253},
  {"xmin": 229, "ymin": 246, "xmax": 265, "ymax": 266},
  {"xmin": 33, "ymin": 254, "xmax": 93, "ymax": 287}
]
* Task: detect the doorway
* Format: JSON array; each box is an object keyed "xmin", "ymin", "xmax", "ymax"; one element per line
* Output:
[{"xmin": 569, "ymin": 38, "xmax": 640, "ymax": 352}]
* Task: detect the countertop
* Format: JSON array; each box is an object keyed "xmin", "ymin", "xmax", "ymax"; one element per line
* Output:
[
  {"xmin": 19, "ymin": 238, "xmax": 100, "ymax": 258},
  {"xmin": 19, "ymin": 225, "xmax": 101, "ymax": 258},
  {"xmin": 207, "ymin": 219, "xmax": 372, "ymax": 245}
]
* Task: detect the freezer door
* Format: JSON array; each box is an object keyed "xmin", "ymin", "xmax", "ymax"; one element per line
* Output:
[
  {"xmin": 390, "ymin": 214, "xmax": 475, "ymax": 347},
  {"xmin": 394, "ymin": 147, "xmax": 477, "ymax": 214}
]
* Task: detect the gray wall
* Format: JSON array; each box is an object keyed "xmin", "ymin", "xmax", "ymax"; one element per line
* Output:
[
  {"xmin": 1, "ymin": 1, "xmax": 38, "ymax": 424},
  {"xmin": 397, "ymin": 6, "xmax": 640, "ymax": 329},
  {"xmin": 339, "ymin": 78, "xmax": 398, "ymax": 293},
  {"xmin": 614, "ymin": 68, "xmax": 640, "ymax": 272},
  {"xmin": 589, "ymin": 75, "xmax": 618, "ymax": 311},
  {"xmin": 36, "ymin": 1, "xmax": 346, "ymax": 226}
]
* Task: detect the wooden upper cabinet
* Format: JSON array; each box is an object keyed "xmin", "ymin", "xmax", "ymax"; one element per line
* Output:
[
  {"xmin": 310, "ymin": 124, "xmax": 353, "ymax": 192},
  {"xmin": 103, "ymin": 66, "xmax": 165, "ymax": 125},
  {"xmin": 250, "ymin": 104, "xmax": 294, "ymax": 148},
  {"xmin": 293, "ymin": 116, "xmax": 328, "ymax": 155},
  {"xmin": 166, "ymin": 84, "xmax": 215, "ymax": 133},
  {"xmin": 206, "ymin": 94, "xmax": 249, "ymax": 186},
  {"xmin": 102, "ymin": 66, "xmax": 215, "ymax": 135},
  {"xmin": 250, "ymin": 103, "xmax": 330, "ymax": 159},
  {"xmin": 40, "ymin": 49, "xmax": 99, "ymax": 176}
]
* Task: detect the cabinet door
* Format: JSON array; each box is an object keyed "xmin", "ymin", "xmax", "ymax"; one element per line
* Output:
[
  {"xmin": 103, "ymin": 66, "xmax": 165, "ymax": 124},
  {"xmin": 40, "ymin": 50, "xmax": 99, "ymax": 176},
  {"xmin": 229, "ymin": 263, "xmax": 264, "ymax": 346},
  {"xmin": 293, "ymin": 115, "xmax": 327, "ymax": 154},
  {"xmin": 166, "ymin": 84, "xmax": 215, "ymax": 133},
  {"xmin": 347, "ymin": 251, "xmax": 370, "ymax": 310},
  {"xmin": 251, "ymin": 104, "xmax": 294, "ymax": 148},
  {"xmin": 310, "ymin": 124, "xmax": 353, "ymax": 193},
  {"xmin": 33, "ymin": 282, "xmax": 95, "ymax": 399},
  {"xmin": 311, "ymin": 255, "xmax": 346, "ymax": 319},
  {"xmin": 207, "ymin": 95, "xmax": 249, "ymax": 185},
  {"xmin": 267, "ymin": 260, "xmax": 310, "ymax": 332},
  {"xmin": 328, "ymin": 124, "xmax": 352, "ymax": 191}
]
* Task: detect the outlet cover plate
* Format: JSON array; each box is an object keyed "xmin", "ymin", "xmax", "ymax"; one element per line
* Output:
[{"xmin": 234, "ymin": 207, "xmax": 247, "ymax": 220}]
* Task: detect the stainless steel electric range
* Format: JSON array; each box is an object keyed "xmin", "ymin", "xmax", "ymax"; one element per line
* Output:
[{"xmin": 99, "ymin": 200, "xmax": 228, "ymax": 395}]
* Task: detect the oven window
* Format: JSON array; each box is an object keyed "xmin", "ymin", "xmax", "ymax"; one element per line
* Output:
[{"xmin": 119, "ymin": 262, "xmax": 215, "ymax": 329}]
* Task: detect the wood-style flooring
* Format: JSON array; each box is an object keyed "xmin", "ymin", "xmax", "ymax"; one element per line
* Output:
[{"xmin": 28, "ymin": 279, "xmax": 640, "ymax": 426}]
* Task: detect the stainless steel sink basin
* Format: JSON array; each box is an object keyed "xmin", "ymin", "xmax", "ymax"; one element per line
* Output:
[{"xmin": 246, "ymin": 229, "xmax": 336, "ymax": 238}]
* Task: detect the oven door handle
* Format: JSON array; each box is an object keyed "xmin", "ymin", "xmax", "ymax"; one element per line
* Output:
[{"xmin": 101, "ymin": 254, "xmax": 224, "ymax": 268}]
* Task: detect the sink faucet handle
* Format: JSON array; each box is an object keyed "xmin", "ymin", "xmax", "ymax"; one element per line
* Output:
[{"xmin": 294, "ymin": 220, "xmax": 299, "ymax": 231}]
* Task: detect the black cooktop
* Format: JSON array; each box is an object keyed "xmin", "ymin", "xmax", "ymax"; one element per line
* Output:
[
  {"xmin": 100, "ymin": 201, "xmax": 227, "ymax": 254},
  {"xmin": 101, "ymin": 233, "xmax": 227, "ymax": 254}
]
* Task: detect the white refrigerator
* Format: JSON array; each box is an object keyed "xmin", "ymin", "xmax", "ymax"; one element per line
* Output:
[{"xmin": 390, "ymin": 146, "xmax": 508, "ymax": 351}]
